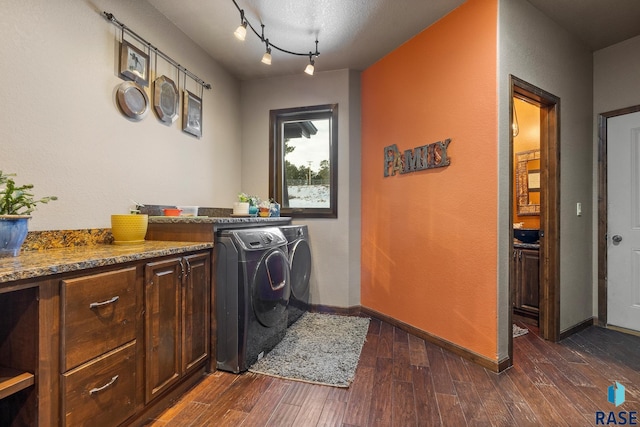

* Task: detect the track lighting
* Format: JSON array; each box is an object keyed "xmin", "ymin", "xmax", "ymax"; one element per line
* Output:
[
  {"xmin": 304, "ymin": 55, "xmax": 315, "ymax": 76},
  {"xmin": 261, "ymin": 40, "xmax": 272, "ymax": 65},
  {"xmin": 232, "ymin": 0, "xmax": 320, "ymax": 74}
]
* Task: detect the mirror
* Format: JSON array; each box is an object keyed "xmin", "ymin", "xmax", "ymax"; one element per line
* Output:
[
  {"xmin": 516, "ymin": 149, "xmax": 540, "ymax": 216},
  {"xmin": 269, "ymin": 104, "xmax": 338, "ymax": 218}
]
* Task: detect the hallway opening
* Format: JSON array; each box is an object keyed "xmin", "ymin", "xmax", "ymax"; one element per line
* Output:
[{"xmin": 509, "ymin": 76, "xmax": 561, "ymax": 365}]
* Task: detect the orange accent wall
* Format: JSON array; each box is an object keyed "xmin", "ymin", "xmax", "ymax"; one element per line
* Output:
[{"xmin": 361, "ymin": 0, "xmax": 498, "ymax": 359}]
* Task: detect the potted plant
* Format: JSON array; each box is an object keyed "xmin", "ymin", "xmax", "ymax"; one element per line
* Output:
[
  {"xmin": 0, "ymin": 170, "xmax": 57, "ymax": 257},
  {"xmin": 233, "ymin": 193, "xmax": 251, "ymax": 215},
  {"xmin": 234, "ymin": 192, "xmax": 260, "ymax": 216}
]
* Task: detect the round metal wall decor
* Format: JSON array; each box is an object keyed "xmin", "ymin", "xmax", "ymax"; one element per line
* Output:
[
  {"xmin": 153, "ymin": 75, "xmax": 179, "ymax": 123},
  {"xmin": 116, "ymin": 81, "xmax": 149, "ymax": 121}
]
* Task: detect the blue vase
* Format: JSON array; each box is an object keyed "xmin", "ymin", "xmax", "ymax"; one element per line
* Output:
[
  {"xmin": 0, "ymin": 216, "xmax": 30, "ymax": 257},
  {"xmin": 248, "ymin": 205, "xmax": 258, "ymax": 216}
]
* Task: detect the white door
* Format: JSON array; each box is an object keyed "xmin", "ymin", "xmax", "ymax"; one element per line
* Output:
[{"xmin": 608, "ymin": 111, "xmax": 640, "ymax": 331}]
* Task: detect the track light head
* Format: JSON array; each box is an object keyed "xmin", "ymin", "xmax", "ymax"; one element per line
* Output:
[
  {"xmin": 234, "ymin": 10, "xmax": 247, "ymax": 41},
  {"xmin": 261, "ymin": 40, "xmax": 272, "ymax": 65},
  {"xmin": 234, "ymin": 22, "xmax": 247, "ymax": 41},
  {"xmin": 262, "ymin": 39, "xmax": 271, "ymax": 65},
  {"xmin": 304, "ymin": 54, "xmax": 315, "ymax": 75}
]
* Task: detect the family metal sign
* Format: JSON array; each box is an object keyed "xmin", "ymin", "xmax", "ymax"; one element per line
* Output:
[{"xmin": 384, "ymin": 138, "xmax": 452, "ymax": 177}]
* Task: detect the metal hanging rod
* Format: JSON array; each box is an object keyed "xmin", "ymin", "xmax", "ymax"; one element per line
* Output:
[{"xmin": 102, "ymin": 11, "xmax": 212, "ymax": 90}]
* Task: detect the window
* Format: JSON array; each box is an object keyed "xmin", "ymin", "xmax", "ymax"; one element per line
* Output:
[{"xmin": 269, "ymin": 104, "xmax": 338, "ymax": 218}]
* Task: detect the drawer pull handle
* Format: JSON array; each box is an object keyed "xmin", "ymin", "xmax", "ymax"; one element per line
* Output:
[
  {"xmin": 89, "ymin": 296, "xmax": 119, "ymax": 309},
  {"xmin": 89, "ymin": 375, "xmax": 118, "ymax": 395}
]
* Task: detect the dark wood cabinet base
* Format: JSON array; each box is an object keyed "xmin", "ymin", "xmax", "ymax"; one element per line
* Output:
[{"xmin": 0, "ymin": 246, "xmax": 212, "ymax": 426}]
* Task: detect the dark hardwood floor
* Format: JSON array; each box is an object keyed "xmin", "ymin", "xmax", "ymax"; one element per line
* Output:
[{"xmin": 145, "ymin": 319, "xmax": 640, "ymax": 426}]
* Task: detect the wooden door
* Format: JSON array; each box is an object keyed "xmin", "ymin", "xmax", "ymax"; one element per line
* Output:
[
  {"xmin": 181, "ymin": 253, "xmax": 210, "ymax": 374},
  {"xmin": 144, "ymin": 258, "xmax": 182, "ymax": 404}
]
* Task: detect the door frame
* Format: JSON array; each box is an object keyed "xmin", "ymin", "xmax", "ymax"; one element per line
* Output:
[
  {"xmin": 509, "ymin": 76, "xmax": 561, "ymax": 349},
  {"xmin": 597, "ymin": 105, "xmax": 640, "ymax": 326}
]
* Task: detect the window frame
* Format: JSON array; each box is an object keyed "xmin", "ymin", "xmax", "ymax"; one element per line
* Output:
[{"xmin": 269, "ymin": 104, "xmax": 338, "ymax": 219}]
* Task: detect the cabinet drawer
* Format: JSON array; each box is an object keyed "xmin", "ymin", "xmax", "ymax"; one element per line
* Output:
[
  {"xmin": 61, "ymin": 267, "xmax": 137, "ymax": 371},
  {"xmin": 62, "ymin": 341, "xmax": 136, "ymax": 427}
]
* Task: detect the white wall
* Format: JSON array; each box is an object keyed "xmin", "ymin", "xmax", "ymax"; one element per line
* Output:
[
  {"xmin": 594, "ymin": 36, "xmax": 640, "ymax": 114},
  {"xmin": 240, "ymin": 70, "xmax": 362, "ymax": 308},
  {"xmin": 497, "ymin": 0, "xmax": 594, "ymax": 356},
  {"xmin": 0, "ymin": 0, "xmax": 241, "ymax": 230},
  {"xmin": 592, "ymin": 35, "xmax": 640, "ymax": 314}
]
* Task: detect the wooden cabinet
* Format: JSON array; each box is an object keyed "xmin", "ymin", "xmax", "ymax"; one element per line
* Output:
[
  {"xmin": 512, "ymin": 247, "xmax": 540, "ymax": 322},
  {"xmin": 0, "ymin": 287, "xmax": 38, "ymax": 427},
  {"xmin": 144, "ymin": 252, "xmax": 210, "ymax": 404},
  {"xmin": 60, "ymin": 267, "xmax": 138, "ymax": 426},
  {"xmin": 0, "ymin": 245, "xmax": 211, "ymax": 426}
]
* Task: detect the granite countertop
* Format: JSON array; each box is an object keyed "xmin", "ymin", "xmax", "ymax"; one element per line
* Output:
[
  {"xmin": 148, "ymin": 216, "xmax": 292, "ymax": 229},
  {"xmin": 513, "ymin": 240, "xmax": 540, "ymax": 250},
  {"xmin": 0, "ymin": 241, "xmax": 213, "ymax": 284}
]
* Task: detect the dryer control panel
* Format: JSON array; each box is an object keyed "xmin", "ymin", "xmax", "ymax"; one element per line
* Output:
[{"xmin": 228, "ymin": 228, "xmax": 287, "ymax": 251}]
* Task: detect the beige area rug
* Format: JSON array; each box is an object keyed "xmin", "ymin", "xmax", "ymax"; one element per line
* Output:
[
  {"xmin": 513, "ymin": 324, "xmax": 529, "ymax": 338},
  {"xmin": 249, "ymin": 312, "xmax": 370, "ymax": 388}
]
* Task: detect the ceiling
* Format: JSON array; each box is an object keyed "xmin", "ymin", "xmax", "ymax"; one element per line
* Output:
[{"xmin": 147, "ymin": 0, "xmax": 640, "ymax": 81}]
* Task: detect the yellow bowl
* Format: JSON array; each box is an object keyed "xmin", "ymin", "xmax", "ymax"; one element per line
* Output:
[{"xmin": 111, "ymin": 214, "xmax": 148, "ymax": 245}]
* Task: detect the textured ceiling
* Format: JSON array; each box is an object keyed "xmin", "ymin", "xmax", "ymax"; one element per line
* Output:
[
  {"xmin": 147, "ymin": 0, "xmax": 466, "ymax": 80},
  {"xmin": 147, "ymin": 0, "xmax": 640, "ymax": 81}
]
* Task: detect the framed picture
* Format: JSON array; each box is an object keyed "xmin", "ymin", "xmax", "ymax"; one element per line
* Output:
[
  {"xmin": 182, "ymin": 90, "xmax": 202, "ymax": 138},
  {"xmin": 119, "ymin": 40, "xmax": 149, "ymax": 87},
  {"xmin": 527, "ymin": 169, "xmax": 541, "ymax": 191},
  {"xmin": 153, "ymin": 75, "xmax": 179, "ymax": 123}
]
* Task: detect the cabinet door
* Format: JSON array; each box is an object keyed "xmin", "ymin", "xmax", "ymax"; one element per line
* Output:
[
  {"xmin": 181, "ymin": 253, "xmax": 210, "ymax": 374},
  {"xmin": 144, "ymin": 258, "xmax": 182, "ymax": 404},
  {"xmin": 519, "ymin": 249, "xmax": 540, "ymax": 313}
]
